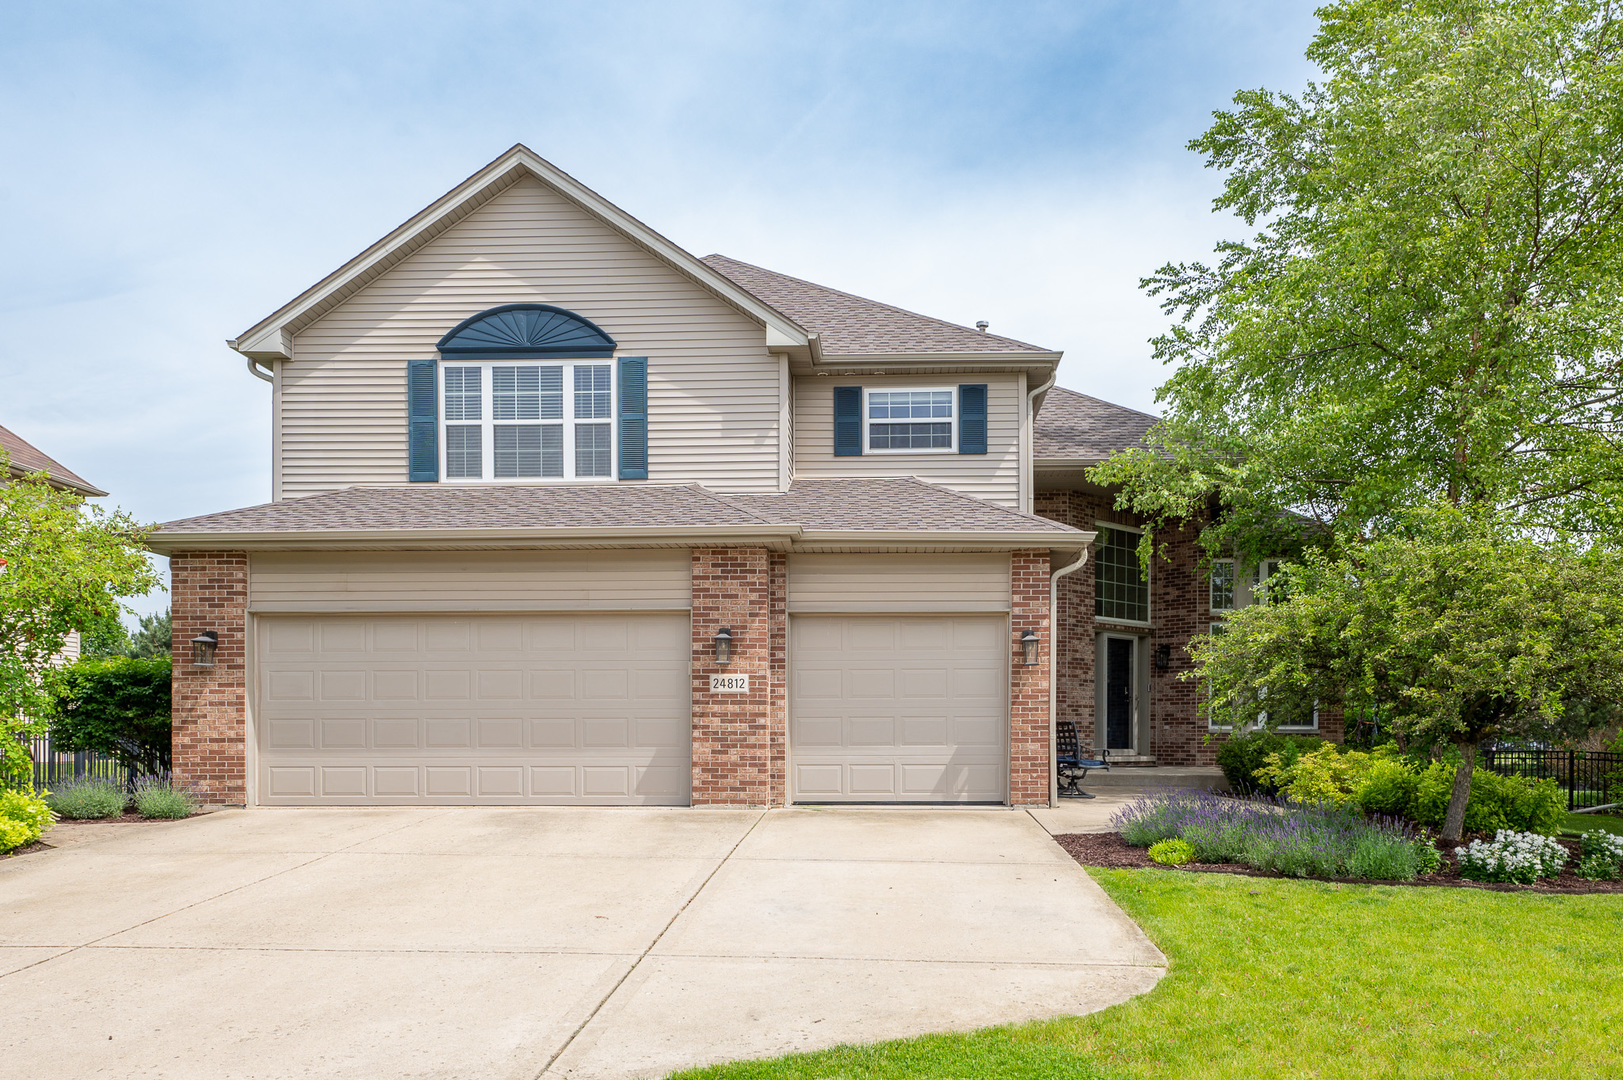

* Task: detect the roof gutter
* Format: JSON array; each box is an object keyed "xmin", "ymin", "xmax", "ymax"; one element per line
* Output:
[{"xmin": 146, "ymin": 524, "xmax": 807, "ymax": 555}]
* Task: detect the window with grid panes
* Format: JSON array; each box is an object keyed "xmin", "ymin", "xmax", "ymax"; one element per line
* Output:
[
  {"xmin": 866, "ymin": 389, "xmax": 955, "ymax": 451},
  {"xmin": 1095, "ymin": 525, "xmax": 1149, "ymax": 623},
  {"xmin": 440, "ymin": 361, "xmax": 614, "ymax": 480}
]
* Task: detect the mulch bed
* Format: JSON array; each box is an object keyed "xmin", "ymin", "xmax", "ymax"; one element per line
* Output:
[{"xmin": 1057, "ymin": 831, "xmax": 1623, "ymax": 894}]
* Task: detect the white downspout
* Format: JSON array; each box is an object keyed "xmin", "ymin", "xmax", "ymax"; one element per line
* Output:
[
  {"xmin": 245, "ymin": 358, "xmax": 274, "ymax": 383},
  {"xmin": 1049, "ymin": 545, "xmax": 1091, "ymax": 805},
  {"xmin": 1024, "ymin": 368, "xmax": 1056, "ymax": 515}
]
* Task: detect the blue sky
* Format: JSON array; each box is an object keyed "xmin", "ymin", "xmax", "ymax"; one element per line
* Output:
[{"xmin": 0, "ymin": 1, "xmax": 1319, "ymax": 620}]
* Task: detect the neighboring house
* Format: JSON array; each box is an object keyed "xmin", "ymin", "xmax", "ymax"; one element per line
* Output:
[
  {"xmin": 146, "ymin": 144, "xmax": 1321, "ymax": 809},
  {"xmin": 2, "ymin": 423, "xmax": 109, "ymax": 663}
]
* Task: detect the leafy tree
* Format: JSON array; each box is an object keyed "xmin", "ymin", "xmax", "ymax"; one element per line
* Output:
[
  {"xmin": 80, "ymin": 608, "xmax": 131, "ymax": 659},
  {"xmin": 44, "ymin": 657, "xmax": 173, "ymax": 779},
  {"xmin": 0, "ymin": 454, "xmax": 160, "ymax": 784},
  {"xmin": 1198, "ymin": 508, "xmax": 1623, "ymax": 840},
  {"xmin": 1094, "ymin": 0, "xmax": 1623, "ymax": 560}
]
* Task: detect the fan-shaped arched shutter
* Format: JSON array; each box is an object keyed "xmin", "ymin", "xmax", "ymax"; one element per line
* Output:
[{"xmin": 437, "ymin": 304, "xmax": 617, "ymax": 359}]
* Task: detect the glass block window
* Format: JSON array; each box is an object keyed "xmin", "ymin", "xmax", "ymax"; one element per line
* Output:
[
  {"xmin": 1095, "ymin": 525, "xmax": 1149, "ymax": 623},
  {"xmin": 867, "ymin": 389, "xmax": 954, "ymax": 451},
  {"xmin": 441, "ymin": 361, "xmax": 613, "ymax": 480},
  {"xmin": 575, "ymin": 423, "xmax": 612, "ymax": 477},
  {"xmin": 1210, "ymin": 560, "xmax": 1235, "ymax": 611}
]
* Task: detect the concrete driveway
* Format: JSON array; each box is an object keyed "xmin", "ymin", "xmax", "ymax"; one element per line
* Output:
[{"xmin": 0, "ymin": 807, "xmax": 1164, "ymax": 1080}]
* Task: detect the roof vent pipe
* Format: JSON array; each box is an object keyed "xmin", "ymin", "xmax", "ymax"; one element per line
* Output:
[{"xmin": 975, "ymin": 320, "xmax": 989, "ymax": 332}]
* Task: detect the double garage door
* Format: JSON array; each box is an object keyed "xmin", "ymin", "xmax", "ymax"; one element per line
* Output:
[
  {"xmin": 255, "ymin": 611, "xmax": 1008, "ymax": 806},
  {"xmin": 256, "ymin": 613, "xmax": 691, "ymax": 805}
]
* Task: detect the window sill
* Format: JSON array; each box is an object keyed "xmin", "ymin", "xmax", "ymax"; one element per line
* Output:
[{"xmin": 1095, "ymin": 618, "xmax": 1152, "ymax": 629}]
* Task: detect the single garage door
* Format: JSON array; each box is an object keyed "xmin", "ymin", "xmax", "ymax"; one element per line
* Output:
[
  {"xmin": 790, "ymin": 615, "xmax": 1007, "ymax": 803},
  {"xmin": 255, "ymin": 613, "xmax": 690, "ymax": 805}
]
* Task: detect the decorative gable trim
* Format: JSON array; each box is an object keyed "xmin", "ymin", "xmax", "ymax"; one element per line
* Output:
[
  {"xmin": 228, "ymin": 145, "xmax": 811, "ymax": 362},
  {"xmin": 437, "ymin": 304, "xmax": 617, "ymax": 359}
]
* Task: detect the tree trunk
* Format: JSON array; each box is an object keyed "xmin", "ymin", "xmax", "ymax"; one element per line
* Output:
[{"xmin": 1441, "ymin": 739, "xmax": 1477, "ymax": 843}]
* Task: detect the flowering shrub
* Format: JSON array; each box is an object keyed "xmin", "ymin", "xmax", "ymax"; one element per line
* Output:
[
  {"xmin": 132, "ymin": 777, "xmax": 196, "ymax": 820},
  {"xmin": 1577, "ymin": 831, "xmax": 1623, "ymax": 881},
  {"xmin": 1454, "ymin": 830, "xmax": 1568, "ymax": 884},
  {"xmin": 1112, "ymin": 789, "xmax": 1430, "ymax": 880},
  {"xmin": 0, "ymin": 787, "xmax": 56, "ymax": 853},
  {"xmin": 1148, "ymin": 838, "xmax": 1196, "ymax": 866}
]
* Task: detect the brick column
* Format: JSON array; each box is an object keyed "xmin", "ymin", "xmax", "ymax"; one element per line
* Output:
[
  {"xmin": 1010, "ymin": 548, "xmax": 1051, "ymax": 807},
  {"xmin": 690, "ymin": 547, "xmax": 782, "ymax": 806},
  {"xmin": 170, "ymin": 551, "xmax": 249, "ymax": 805}
]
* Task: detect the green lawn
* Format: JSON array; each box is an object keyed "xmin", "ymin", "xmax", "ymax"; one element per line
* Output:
[
  {"xmin": 1563, "ymin": 810, "xmax": 1623, "ymax": 837},
  {"xmin": 673, "ymin": 869, "xmax": 1622, "ymax": 1080}
]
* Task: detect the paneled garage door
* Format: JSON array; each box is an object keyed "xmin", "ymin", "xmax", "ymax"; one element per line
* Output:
[
  {"xmin": 255, "ymin": 613, "xmax": 691, "ymax": 805},
  {"xmin": 790, "ymin": 615, "xmax": 1007, "ymax": 803}
]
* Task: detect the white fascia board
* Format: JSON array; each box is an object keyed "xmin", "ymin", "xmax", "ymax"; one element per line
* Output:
[
  {"xmin": 812, "ymin": 351, "xmax": 1063, "ymax": 366},
  {"xmin": 228, "ymin": 145, "xmax": 810, "ymax": 362},
  {"xmin": 145, "ymin": 523, "xmax": 804, "ymax": 554},
  {"xmin": 791, "ymin": 528, "xmax": 1093, "ymax": 551}
]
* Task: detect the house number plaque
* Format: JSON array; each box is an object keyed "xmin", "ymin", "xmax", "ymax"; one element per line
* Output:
[{"xmin": 709, "ymin": 674, "xmax": 750, "ymax": 693}]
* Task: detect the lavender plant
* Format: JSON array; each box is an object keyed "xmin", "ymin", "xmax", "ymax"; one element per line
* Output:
[{"xmin": 1112, "ymin": 789, "xmax": 1429, "ymax": 880}]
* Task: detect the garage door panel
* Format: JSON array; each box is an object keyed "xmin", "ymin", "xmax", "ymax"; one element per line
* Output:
[
  {"xmin": 258, "ymin": 613, "xmax": 690, "ymax": 806},
  {"xmin": 319, "ymin": 718, "xmax": 368, "ymax": 749},
  {"xmin": 791, "ymin": 615, "xmax": 1005, "ymax": 804}
]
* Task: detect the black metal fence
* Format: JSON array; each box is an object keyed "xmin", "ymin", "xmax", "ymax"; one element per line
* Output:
[
  {"xmin": 12, "ymin": 734, "xmax": 133, "ymax": 791},
  {"xmin": 1480, "ymin": 747, "xmax": 1623, "ymax": 812}
]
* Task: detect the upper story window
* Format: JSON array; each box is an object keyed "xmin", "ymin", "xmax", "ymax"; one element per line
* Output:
[
  {"xmin": 440, "ymin": 361, "xmax": 615, "ymax": 481},
  {"xmin": 1095, "ymin": 524, "xmax": 1149, "ymax": 624},
  {"xmin": 866, "ymin": 389, "xmax": 956, "ymax": 452},
  {"xmin": 1210, "ymin": 558, "xmax": 1282, "ymax": 613}
]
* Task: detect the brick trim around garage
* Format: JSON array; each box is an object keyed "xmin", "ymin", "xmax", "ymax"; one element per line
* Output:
[
  {"xmin": 1009, "ymin": 548, "xmax": 1051, "ymax": 807},
  {"xmin": 170, "ymin": 550, "xmax": 249, "ymax": 805}
]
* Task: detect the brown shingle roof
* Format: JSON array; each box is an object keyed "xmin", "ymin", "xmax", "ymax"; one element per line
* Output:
[
  {"xmin": 726, "ymin": 477, "xmax": 1074, "ymax": 533},
  {"xmin": 1034, "ymin": 386, "xmax": 1160, "ymax": 461},
  {"xmin": 154, "ymin": 478, "xmax": 1081, "ymax": 539},
  {"xmin": 0, "ymin": 424, "xmax": 106, "ymax": 497},
  {"xmin": 702, "ymin": 255, "xmax": 1053, "ymax": 357}
]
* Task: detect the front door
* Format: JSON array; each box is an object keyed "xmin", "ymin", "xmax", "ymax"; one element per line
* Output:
[{"xmin": 1103, "ymin": 636, "xmax": 1136, "ymax": 753}]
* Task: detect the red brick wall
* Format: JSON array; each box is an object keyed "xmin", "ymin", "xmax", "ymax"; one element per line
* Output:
[
  {"xmin": 689, "ymin": 547, "xmax": 784, "ymax": 806},
  {"xmin": 1009, "ymin": 549, "xmax": 1051, "ymax": 806},
  {"xmin": 170, "ymin": 551, "xmax": 248, "ymax": 805}
]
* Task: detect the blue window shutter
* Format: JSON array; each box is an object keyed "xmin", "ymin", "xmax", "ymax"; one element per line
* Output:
[
  {"xmin": 959, "ymin": 384, "xmax": 988, "ymax": 455},
  {"xmin": 618, "ymin": 356, "xmax": 649, "ymax": 479},
  {"xmin": 834, "ymin": 386, "xmax": 862, "ymax": 456},
  {"xmin": 407, "ymin": 359, "xmax": 439, "ymax": 481}
]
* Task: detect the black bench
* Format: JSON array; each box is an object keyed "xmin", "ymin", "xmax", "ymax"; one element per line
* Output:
[{"xmin": 1055, "ymin": 719, "xmax": 1110, "ymax": 799}]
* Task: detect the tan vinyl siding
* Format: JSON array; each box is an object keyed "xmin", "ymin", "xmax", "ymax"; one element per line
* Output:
[
  {"xmin": 793, "ymin": 374, "xmax": 1023, "ymax": 508},
  {"xmin": 787, "ymin": 553, "xmax": 1010, "ymax": 613},
  {"xmin": 282, "ymin": 176, "xmax": 781, "ymax": 497},
  {"xmin": 249, "ymin": 550, "xmax": 691, "ymax": 613}
]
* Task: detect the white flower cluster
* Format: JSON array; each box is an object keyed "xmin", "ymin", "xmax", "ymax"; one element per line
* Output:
[
  {"xmin": 1455, "ymin": 829, "xmax": 1568, "ymax": 884},
  {"xmin": 1581, "ymin": 830, "xmax": 1623, "ymax": 864}
]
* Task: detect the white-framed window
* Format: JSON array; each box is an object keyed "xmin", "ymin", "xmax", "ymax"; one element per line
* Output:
[
  {"xmin": 864, "ymin": 388, "xmax": 957, "ymax": 453},
  {"xmin": 1210, "ymin": 559, "xmax": 1236, "ymax": 611},
  {"xmin": 1094, "ymin": 523, "xmax": 1150, "ymax": 625},
  {"xmin": 439, "ymin": 361, "xmax": 615, "ymax": 481}
]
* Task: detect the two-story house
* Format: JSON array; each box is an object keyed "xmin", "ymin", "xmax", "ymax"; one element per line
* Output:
[{"xmin": 148, "ymin": 145, "xmax": 1336, "ymax": 809}]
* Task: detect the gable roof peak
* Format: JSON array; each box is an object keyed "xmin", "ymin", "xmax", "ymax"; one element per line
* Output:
[{"xmin": 229, "ymin": 146, "xmax": 810, "ymax": 363}]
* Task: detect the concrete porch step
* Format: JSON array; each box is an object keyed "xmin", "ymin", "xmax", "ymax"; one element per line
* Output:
[{"xmin": 1078, "ymin": 766, "xmax": 1228, "ymax": 792}]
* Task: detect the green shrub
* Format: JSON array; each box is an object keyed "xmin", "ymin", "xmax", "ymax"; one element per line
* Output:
[
  {"xmin": 132, "ymin": 778, "xmax": 196, "ymax": 820},
  {"xmin": 1215, "ymin": 732, "xmax": 1328, "ymax": 795},
  {"xmin": 1412, "ymin": 830, "xmax": 1443, "ymax": 875},
  {"xmin": 1413, "ymin": 763, "xmax": 1565, "ymax": 836},
  {"xmin": 45, "ymin": 657, "xmax": 172, "ymax": 778},
  {"xmin": 45, "ymin": 777, "xmax": 126, "ymax": 819},
  {"xmin": 1355, "ymin": 758, "xmax": 1421, "ymax": 817},
  {"xmin": 1148, "ymin": 838, "xmax": 1196, "ymax": 866},
  {"xmin": 0, "ymin": 788, "xmax": 56, "ymax": 852}
]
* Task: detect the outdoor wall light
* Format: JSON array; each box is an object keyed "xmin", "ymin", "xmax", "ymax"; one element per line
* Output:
[
  {"xmin": 190, "ymin": 630, "xmax": 218, "ymax": 668},
  {"xmin": 713, "ymin": 627, "xmax": 734, "ymax": 666},
  {"xmin": 1155, "ymin": 643, "xmax": 1173, "ymax": 672},
  {"xmin": 1020, "ymin": 630, "xmax": 1040, "ymax": 667}
]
